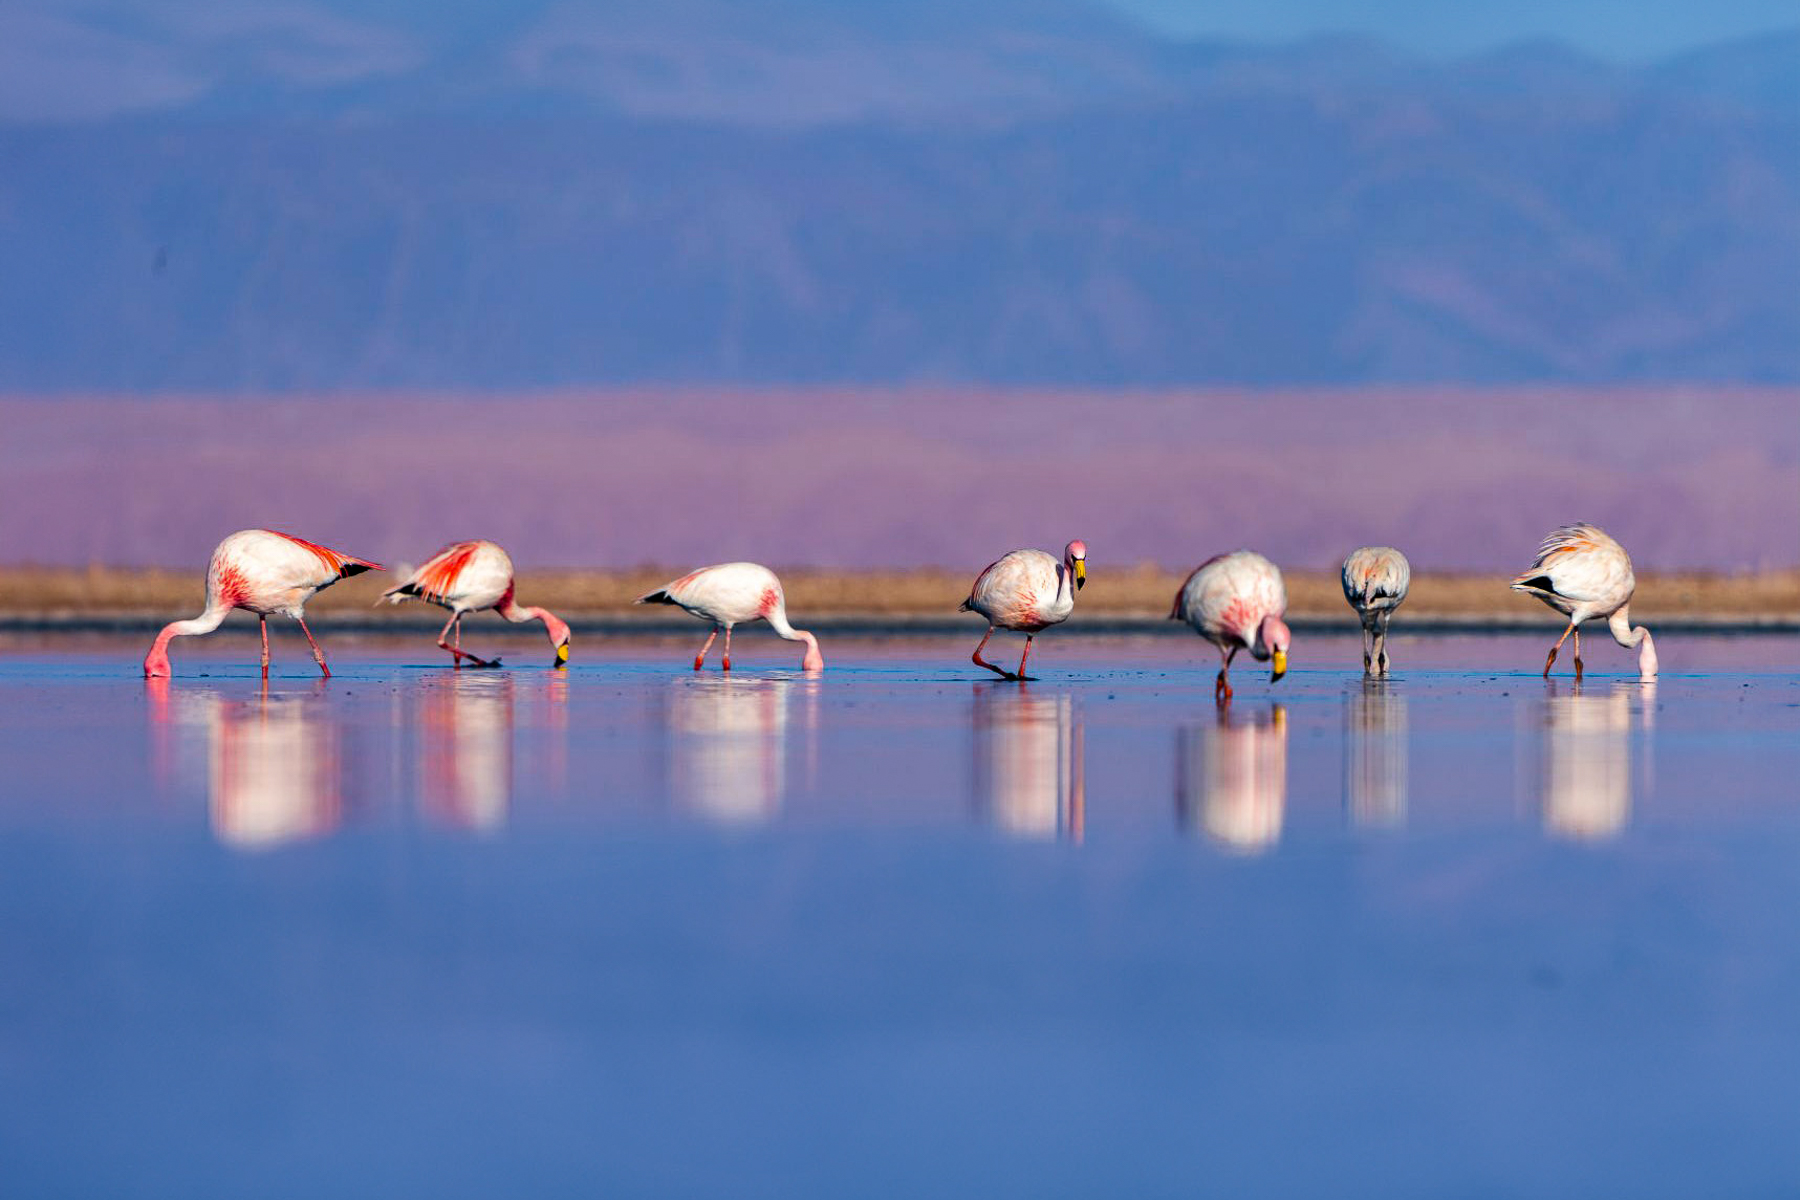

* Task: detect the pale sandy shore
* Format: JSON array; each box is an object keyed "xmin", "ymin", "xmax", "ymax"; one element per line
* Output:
[{"xmin": 1, "ymin": 566, "xmax": 1795, "ymax": 633}]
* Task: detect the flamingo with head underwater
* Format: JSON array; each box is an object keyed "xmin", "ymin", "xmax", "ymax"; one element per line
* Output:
[
  {"xmin": 959, "ymin": 540, "xmax": 1087, "ymax": 681},
  {"xmin": 1511, "ymin": 523, "xmax": 1657, "ymax": 680},
  {"xmin": 1341, "ymin": 545, "xmax": 1411, "ymax": 676},
  {"xmin": 636, "ymin": 562, "xmax": 823, "ymax": 672},
  {"xmin": 382, "ymin": 540, "xmax": 571, "ymax": 669},
  {"xmin": 1172, "ymin": 551, "xmax": 1291, "ymax": 703},
  {"xmin": 143, "ymin": 529, "xmax": 383, "ymax": 678}
]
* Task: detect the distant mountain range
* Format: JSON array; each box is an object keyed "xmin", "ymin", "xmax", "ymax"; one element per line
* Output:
[{"xmin": 2, "ymin": 1, "xmax": 1796, "ymax": 389}]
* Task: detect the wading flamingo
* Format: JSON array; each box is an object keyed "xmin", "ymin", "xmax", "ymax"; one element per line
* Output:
[
  {"xmin": 960, "ymin": 540, "xmax": 1087, "ymax": 680},
  {"xmin": 1172, "ymin": 551, "xmax": 1291, "ymax": 703},
  {"xmin": 143, "ymin": 529, "xmax": 383, "ymax": 678},
  {"xmin": 1511, "ymin": 523, "xmax": 1658, "ymax": 680},
  {"xmin": 382, "ymin": 540, "xmax": 571, "ymax": 669},
  {"xmin": 636, "ymin": 563, "xmax": 823, "ymax": 672},
  {"xmin": 1341, "ymin": 545, "xmax": 1410, "ymax": 676}
]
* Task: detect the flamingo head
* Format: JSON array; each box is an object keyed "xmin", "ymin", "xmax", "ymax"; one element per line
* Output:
[
  {"xmin": 143, "ymin": 650, "xmax": 171, "ymax": 679},
  {"xmin": 1064, "ymin": 540, "xmax": 1087, "ymax": 590},
  {"xmin": 541, "ymin": 611, "xmax": 572, "ymax": 668},
  {"xmin": 1254, "ymin": 615, "xmax": 1291, "ymax": 682}
]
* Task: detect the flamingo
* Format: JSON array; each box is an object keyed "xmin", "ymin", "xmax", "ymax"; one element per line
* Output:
[
  {"xmin": 381, "ymin": 540, "xmax": 571, "ymax": 669},
  {"xmin": 1171, "ymin": 551, "xmax": 1290, "ymax": 702},
  {"xmin": 1511, "ymin": 523, "xmax": 1658, "ymax": 680},
  {"xmin": 1341, "ymin": 545, "xmax": 1411, "ymax": 676},
  {"xmin": 143, "ymin": 529, "xmax": 383, "ymax": 678},
  {"xmin": 635, "ymin": 562, "xmax": 824, "ymax": 672},
  {"xmin": 959, "ymin": 540, "xmax": 1087, "ymax": 680}
]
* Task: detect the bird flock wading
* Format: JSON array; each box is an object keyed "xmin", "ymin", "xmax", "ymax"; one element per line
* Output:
[{"xmin": 140, "ymin": 524, "xmax": 1662, "ymax": 689}]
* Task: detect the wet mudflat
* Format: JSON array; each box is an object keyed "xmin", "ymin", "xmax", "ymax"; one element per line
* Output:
[{"xmin": 2, "ymin": 632, "xmax": 1798, "ymax": 1197}]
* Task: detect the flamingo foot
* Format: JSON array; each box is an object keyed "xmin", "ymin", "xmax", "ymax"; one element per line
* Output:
[
  {"xmin": 722, "ymin": 656, "xmax": 732, "ymax": 672},
  {"xmin": 1573, "ymin": 655, "xmax": 1584, "ymax": 681},
  {"xmin": 1543, "ymin": 647, "xmax": 1558, "ymax": 677},
  {"xmin": 1215, "ymin": 669, "xmax": 1232, "ymax": 704}
]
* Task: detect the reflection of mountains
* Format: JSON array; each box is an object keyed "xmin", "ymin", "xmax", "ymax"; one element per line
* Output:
[
  {"xmin": 973, "ymin": 687, "xmax": 1084, "ymax": 842},
  {"xmin": 1177, "ymin": 706, "xmax": 1287, "ymax": 854},
  {"xmin": 1541, "ymin": 681, "xmax": 1655, "ymax": 841},
  {"xmin": 668, "ymin": 678, "xmax": 796, "ymax": 825},
  {"xmin": 418, "ymin": 674, "xmax": 514, "ymax": 833},
  {"xmin": 1346, "ymin": 683, "xmax": 1407, "ymax": 828},
  {"xmin": 150, "ymin": 684, "xmax": 342, "ymax": 850}
]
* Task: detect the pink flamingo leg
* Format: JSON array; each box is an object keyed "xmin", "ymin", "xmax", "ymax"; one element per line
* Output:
[
  {"xmin": 437, "ymin": 613, "xmax": 499, "ymax": 669},
  {"xmin": 1016, "ymin": 635, "xmax": 1035, "ymax": 681},
  {"xmin": 971, "ymin": 626, "xmax": 1014, "ymax": 680},
  {"xmin": 694, "ymin": 627, "xmax": 718, "ymax": 670},
  {"xmin": 722, "ymin": 625, "xmax": 733, "ymax": 672},
  {"xmin": 260, "ymin": 616, "xmax": 270, "ymax": 674},
  {"xmin": 1216, "ymin": 645, "xmax": 1238, "ymax": 704},
  {"xmin": 1544, "ymin": 622, "xmax": 1576, "ymax": 677},
  {"xmin": 296, "ymin": 616, "xmax": 331, "ymax": 678},
  {"xmin": 1572, "ymin": 626, "xmax": 1583, "ymax": 680}
]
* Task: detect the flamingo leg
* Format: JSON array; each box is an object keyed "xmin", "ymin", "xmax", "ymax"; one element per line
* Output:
[
  {"xmin": 1361, "ymin": 622, "xmax": 1373, "ymax": 675},
  {"xmin": 722, "ymin": 625, "xmax": 733, "ymax": 672},
  {"xmin": 260, "ymin": 616, "xmax": 270, "ymax": 674},
  {"xmin": 1216, "ymin": 645, "xmax": 1238, "ymax": 704},
  {"xmin": 971, "ymin": 626, "xmax": 1014, "ymax": 680},
  {"xmin": 1573, "ymin": 626, "xmax": 1583, "ymax": 681},
  {"xmin": 694, "ymin": 627, "xmax": 718, "ymax": 671},
  {"xmin": 296, "ymin": 616, "xmax": 331, "ymax": 679},
  {"xmin": 1376, "ymin": 613, "xmax": 1392, "ymax": 676},
  {"xmin": 1016, "ymin": 635, "xmax": 1036, "ymax": 681},
  {"xmin": 1540, "ymin": 626, "xmax": 1569, "ymax": 680},
  {"xmin": 437, "ymin": 613, "xmax": 499, "ymax": 669}
]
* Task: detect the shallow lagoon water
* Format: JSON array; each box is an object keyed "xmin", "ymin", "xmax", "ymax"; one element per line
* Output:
[{"xmin": 2, "ymin": 631, "xmax": 1799, "ymax": 1197}]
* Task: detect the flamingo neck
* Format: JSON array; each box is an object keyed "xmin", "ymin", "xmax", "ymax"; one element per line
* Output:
[
  {"xmin": 498, "ymin": 595, "xmax": 570, "ymax": 648},
  {"xmin": 1607, "ymin": 607, "xmax": 1658, "ymax": 678},
  {"xmin": 766, "ymin": 608, "xmax": 825, "ymax": 671},
  {"xmin": 143, "ymin": 606, "xmax": 230, "ymax": 677}
]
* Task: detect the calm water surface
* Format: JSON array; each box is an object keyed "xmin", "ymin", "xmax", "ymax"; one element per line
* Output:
[{"xmin": 2, "ymin": 632, "xmax": 1798, "ymax": 1197}]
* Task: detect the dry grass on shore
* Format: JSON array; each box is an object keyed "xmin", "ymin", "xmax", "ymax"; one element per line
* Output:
[{"xmin": 1, "ymin": 564, "xmax": 1795, "ymax": 620}]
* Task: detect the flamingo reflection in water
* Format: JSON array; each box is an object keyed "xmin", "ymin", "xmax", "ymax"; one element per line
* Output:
[
  {"xmin": 1176, "ymin": 705, "xmax": 1288, "ymax": 854},
  {"xmin": 148, "ymin": 678, "xmax": 342, "ymax": 849},
  {"xmin": 418, "ymin": 673, "xmax": 514, "ymax": 833},
  {"xmin": 668, "ymin": 676, "xmax": 803, "ymax": 825},
  {"xmin": 972, "ymin": 685, "xmax": 1085, "ymax": 842},
  {"xmin": 1541, "ymin": 680, "xmax": 1656, "ymax": 841},
  {"xmin": 1346, "ymin": 682, "xmax": 1408, "ymax": 828}
]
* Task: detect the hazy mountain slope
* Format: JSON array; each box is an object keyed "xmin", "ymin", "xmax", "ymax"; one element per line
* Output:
[{"xmin": 1, "ymin": 3, "xmax": 1796, "ymax": 387}]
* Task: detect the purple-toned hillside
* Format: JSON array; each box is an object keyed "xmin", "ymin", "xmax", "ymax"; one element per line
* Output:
[{"xmin": 4, "ymin": 388, "xmax": 1792, "ymax": 572}]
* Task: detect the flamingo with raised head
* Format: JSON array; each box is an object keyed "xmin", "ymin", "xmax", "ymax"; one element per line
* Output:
[
  {"xmin": 1172, "ymin": 551, "xmax": 1291, "ymax": 702},
  {"xmin": 636, "ymin": 562, "xmax": 823, "ymax": 672},
  {"xmin": 1341, "ymin": 545, "xmax": 1411, "ymax": 676},
  {"xmin": 143, "ymin": 529, "xmax": 383, "ymax": 678},
  {"xmin": 1511, "ymin": 523, "xmax": 1658, "ymax": 680},
  {"xmin": 382, "ymin": 540, "xmax": 571, "ymax": 669},
  {"xmin": 959, "ymin": 540, "xmax": 1087, "ymax": 680}
]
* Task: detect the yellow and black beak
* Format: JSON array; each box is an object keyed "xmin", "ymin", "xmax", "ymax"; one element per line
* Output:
[
  {"xmin": 1074, "ymin": 559, "xmax": 1086, "ymax": 590},
  {"xmin": 1271, "ymin": 649, "xmax": 1288, "ymax": 682},
  {"xmin": 555, "ymin": 642, "xmax": 570, "ymax": 668}
]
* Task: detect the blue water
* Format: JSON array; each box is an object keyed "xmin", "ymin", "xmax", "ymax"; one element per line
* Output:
[{"xmin": 2, "ymin": 633, "xmax": 1798, "ymax": 1197}]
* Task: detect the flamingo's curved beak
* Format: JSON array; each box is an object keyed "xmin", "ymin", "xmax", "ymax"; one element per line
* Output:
[
  {"xmin": 554, "ymin": 642, "xmax": 570, "ymax": 668},
  {"xmin": 1271, "ymin": 649, "xmax": 1288, "ymax": 682},
  {"xmin": 1073, "ymin": 559, "xmax": 1086, "ymax": 590}
]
